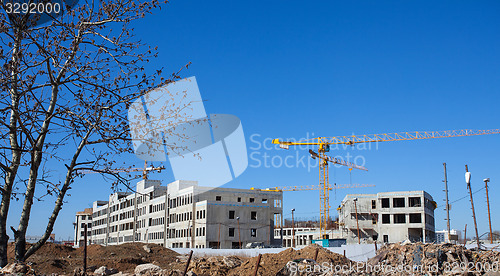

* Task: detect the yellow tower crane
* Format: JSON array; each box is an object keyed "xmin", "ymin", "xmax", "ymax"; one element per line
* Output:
[{"xmin": 272, "ymin": 128, "xmax": 500, "ymax": 238}]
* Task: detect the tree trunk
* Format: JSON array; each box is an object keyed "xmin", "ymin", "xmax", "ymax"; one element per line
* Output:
[
  {"xmin": 14, "ymin": 84, "xmax": 59, "ymax": 262},
  {"xmin": 0, "ymin": 27, "xmax": 23, "ymax": 267}
]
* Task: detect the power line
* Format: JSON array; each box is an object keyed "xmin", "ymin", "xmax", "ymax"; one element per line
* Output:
[{"xmin": 436, "ymin": 186, "xmax": 485, "ymax": 208}]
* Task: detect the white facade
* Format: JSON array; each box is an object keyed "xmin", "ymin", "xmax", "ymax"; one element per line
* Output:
[
  {"xmin": 75, "ymin": 179, "xmax": 283, "ymax": 249},
  {"xmin": 73, "ymin": 208, "xmax": 92, "ymax": 247},
  {"xmin": 338, "ymin": 191, "xmax": 436, "ymax": 244}
]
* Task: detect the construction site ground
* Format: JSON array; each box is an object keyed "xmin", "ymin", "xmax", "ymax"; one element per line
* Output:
[{"xmin": 1, "ymin": 242, "xmax": 499, "ymax": 275}]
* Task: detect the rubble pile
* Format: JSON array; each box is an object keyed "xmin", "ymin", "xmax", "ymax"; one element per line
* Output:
[
  {"xmin": 368, "ymin": 242, "xmax": 500, "ymax": 275},
  {"xmin": 168, "ymin": 255, "xmax": 245, "ymax": 276},
  {"xmin": 229, "ymin": 244, "xmax": 352, "ymax": 276}
]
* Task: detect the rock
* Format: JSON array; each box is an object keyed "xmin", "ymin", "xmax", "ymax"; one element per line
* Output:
[
  {"xmin": 135, "ymin": 263, "xmax": 161, "ymax": 275},
  {"xmin": 0, "ymin": 263, "xmax": 29, "ymax": 274},
  {"xmin": 94, "ymin": 266, "xmax": 118, "ymax": 276},
  {"xmin": 222, "ymin": 256, "xmax": 240, "ymax": 268},
  {"xmin": 400, "ymin": 239, "xmax": 411, "ymax": 245},
  {"xmin": 206, "ymin": 256, "xmax": 218, "ymax": 263},
  {"xmin": 186, "ymin": 272, "xmax": 197, "ymax": 276},
  {"xmin": 143, "ymin": 245, "xmax": 152, "ymax": 253},
  {"xmin": 72, "ymin": 267, "xmax": 84, "ymax": 276},
  {"xmin": 176, "ymin": 255, "xmax": 188, "ymax": 262}
]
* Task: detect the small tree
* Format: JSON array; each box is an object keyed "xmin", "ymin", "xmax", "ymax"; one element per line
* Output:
[{"xmin": 0, "ymin": 0, "xmax": 190, "ymax": 264}]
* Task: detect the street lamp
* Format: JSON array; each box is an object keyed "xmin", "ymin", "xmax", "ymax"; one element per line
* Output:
[
  {"xmin": 236, "ymin": 217, "xmax": 241, "ymax": 249},
  {"xmin": 465, "ymin": 165, "xmax": 480, "ymax": 249},
  {"xmin": 353, "ymin": 198, "xmax": 360, "ymax": 244},
  {"xmin": 291, "ymin": 208, "xmax": 295, "ymax": 247},
  {"xmin": 484, "ymin": 178, "xmax": 493, "ymax": 244}
]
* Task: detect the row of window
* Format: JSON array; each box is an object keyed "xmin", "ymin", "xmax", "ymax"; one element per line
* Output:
[
  {"xmin": 137, "ymin": 206, "xmax": 147, "ymax": 216},
  {"xmin": 79, "ymin": 215, "xmax": 92, "ymax": 221},
  {"xmin": 93, "ymin": 218, "xmax": 107, "ymax": 227},
  {"xmin": 80, "ymin": 223, "xmax": 92, "ymax": 229},
  {"xmin": 169, "ymin": 211, "xmax": 195, "ymax": 224},
  {"xmin": 195, "ymin": 227, "xmax": 206, "ymax": 237},
  {"xmin": 150, "ymin": 217, "xmax": 165, "ymax": 226},
  {"xmin": 92, "ymin": 228, "xmax": 106, "ymax": 235},
  {"xmin": 171, "ymin": 228, "xmax": 193, "ymax": 238},
  {"xmin": 93, "ymin": 209, "xmax": 107, "ymax": 218},
  {"xmin": 148, "ymin": 231, "xmax": 164, "ymax": 240},
  {"xmin": 380, "ymin": 213, "xmax": 427, "ymax": 224},
  {"xmin": 102, "ymin": 192, "xmax": 155, "ymax": 216},
  {"xmin": 119, "ymin": 222, "xmax": 134, "ymax": 231},
  {"xmin": 195, "ymin": 210, "xmax": 206, "ymax": 220},
  {"xmin": 120, "ymin": 210, "xmax": 135, "ymax": 220},
  {"xmin": 378, "ymin": 197, "xmax": 423, "ymax": 209},
  {"xmin": 150, "ymin": 203, "xmax": 165, "ymax": 213},
  {"xmin": 169, "ymin": 194, "xmax": 193, "ymax": 208},
  {"xmin": 215, "ymin": 195, "xmax": 268, "ymax": 204},
  {"xmin": 137, "ymin": 194, "xmax": 151, "ymax": 205},
  {"xmin": 228, "ymin": 228, "xmax": 257, "ymax": 237},
  {"xmin": 137, "ymin": 219, "xmax": 146, "ymax": 229},
  {"xmin": 79, "ymin": 231, "xmax": 91, "ymax": 237},
  {"xmin": 93, "ymin": 204, "xmax": 159, "ymax": 226},
  {"xmin": 228, "ymin": 210, "xmax": 257, "ymax": 220}
]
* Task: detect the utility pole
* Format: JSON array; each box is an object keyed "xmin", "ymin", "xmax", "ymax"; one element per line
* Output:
[
  {"xmin": 463, "ymin": 224, "xmax": 467, "ymax": 246},
  {"xmin": 443, "ymin": 163, "xmax": 451, "ymax": 243},
  {"xmin": 465, "ymin": 165, "xmax": 480, "ymax": 249},
  {"xmin": 484, "ymin": 178, "xmax": 493, "ymax": 244},
  {"xmin": 83, "ymin": 224, "xmax": 88, "ymax": 274},
  {"xmin": 291, "ymin": 208, "xmax": 296, "ymax": 247},
  {"xmin": 218, "ymin": 223, "xmax": 221, "ymax": 249},
  {"xmin": 280, "ymin": 212, "xmax": 284, "ymax": 247},
  {"xmin": 237, "ymin": 217, "xmax": 241, "ymax": 249},
  {"xmin": 353, "ymin": 198, "xmax": 360, "ymax": 244}
]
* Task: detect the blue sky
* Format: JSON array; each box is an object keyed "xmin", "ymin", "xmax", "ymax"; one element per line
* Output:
[{"xmin": 9, "ymin": 0, "xmax": 500, "ymax": 240}]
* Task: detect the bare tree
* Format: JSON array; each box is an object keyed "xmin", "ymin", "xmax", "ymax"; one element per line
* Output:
[{"xmin": 0, "ymin": 0, "xmax": 190, "ymax": 264}]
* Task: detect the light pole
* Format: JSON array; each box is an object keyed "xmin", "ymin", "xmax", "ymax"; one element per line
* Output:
[
  {"xmin": 443, "ymin": 163, "xmax": 451, "ymax": 243},
  {"xmin": 353, "ymin": 198, "xmax": 360, "ymax": 244},
  {"xmin": 465, "ymin": 166, "xmax": 480, "ymax": 249},
  {"xmin": 291, "ymin": 208, "xmax": 295, "ymax": 247},
  {"xmin": 484, "ymin": 178, "xmax": 493, "ymax": 244},
  {"xmin": 237, "ymin": 217, "xmax": 241, "ymax": 249}
]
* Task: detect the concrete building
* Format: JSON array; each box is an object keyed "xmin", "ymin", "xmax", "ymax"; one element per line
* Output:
[
  {"xmin": 338, "ymin": 191, "xmax": 436, "ymax": 244},
  {"xmin": 76, "ymin": 179, "xmax": 283, "ymax": 249},
  {"xmin": 435, "ymin": 229, "xmax": 461, "ymax": 244},
  {"xmin": 274, "ymin": 227, "xmax": 345, "ymax": 248},
  {"xmin": 73, "ymin": 208, "xmax": 92, "ymax": 247},
  {"xmin": 274, "ymin": 227, "xmax": 321, "ymax": 248}
]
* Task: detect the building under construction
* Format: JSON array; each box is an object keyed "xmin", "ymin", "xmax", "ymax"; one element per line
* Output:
[
  {"xmin": 75, "ymin": 179, "xmax": 283, "ymax": 249},
  {"xmin": 338, "ymin": 191, "xmax": 436, "ymax": 244}
]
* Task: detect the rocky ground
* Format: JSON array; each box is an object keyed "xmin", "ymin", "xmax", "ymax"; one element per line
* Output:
[{"xmin": 0, "ymin": 242, "xmax": 499, "ymax": 275}]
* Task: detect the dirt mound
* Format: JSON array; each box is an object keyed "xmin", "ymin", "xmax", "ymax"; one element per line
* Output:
[
  {"xmin": 8, "ymin": 242, "xmax": 179, "ymax": 275},
  {"xmin": 229, "ymin": 244, "xmax": 352, "ymax": 276},
  {"xmin": 161, "ymin": 255, "xmax": 247, "ymax": 276},
  {"xmin": 368, "ymin": 242, "xmax": 500, "ymax": 275}
]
